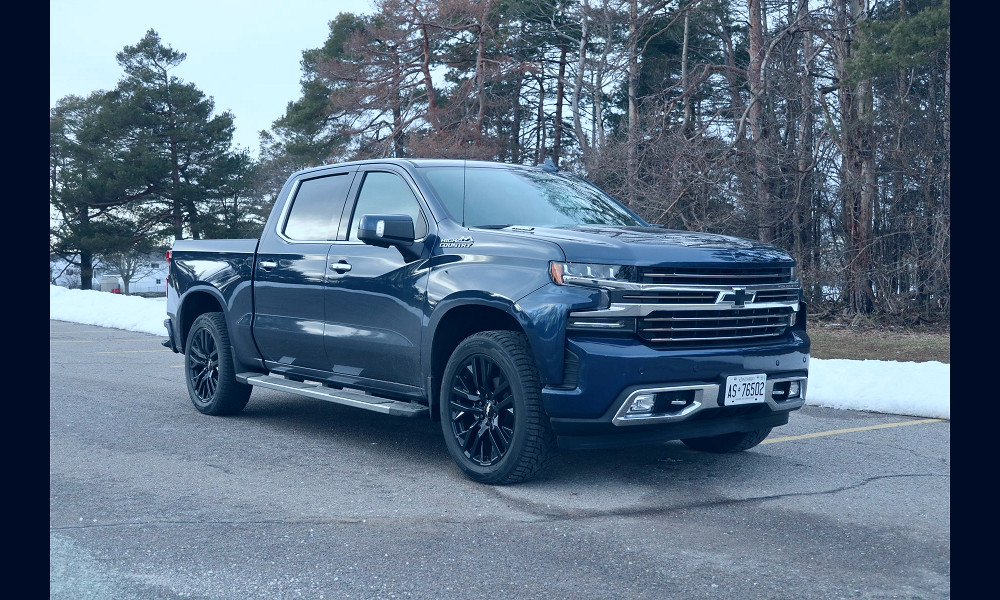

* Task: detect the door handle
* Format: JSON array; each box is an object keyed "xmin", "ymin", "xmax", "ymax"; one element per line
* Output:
[
  {"xmin": 330, "ymin": 261, "xmax": 352, "ymax": 273},
  {"xmin": 259, "ymin": 259, "xmax": 277, "ymax": 271}
]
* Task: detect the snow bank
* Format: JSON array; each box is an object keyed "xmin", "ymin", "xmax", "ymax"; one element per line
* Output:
[
  {"xmin": 50, "ymin": 284, "xmax": 167, "ymax": 336},
  {"xmin": 806, "ymin": 358, "xmax": 949, "ymax": 419},
  {"xmin": 49, "ymin": 284, "xmax": 949, "ymax": 419}
]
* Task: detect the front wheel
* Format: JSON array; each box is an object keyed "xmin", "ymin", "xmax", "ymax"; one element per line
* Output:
[
  {"xmin": 439, "ymin": 331, "xmax": 556, "ymax": 484},
  {"xmin": 681, "ymin": 427, "xmax": 773, "ymax": 453},
  {"xmin": 184, "ymin": 312, "xmax": 251, "ymax": 416}
]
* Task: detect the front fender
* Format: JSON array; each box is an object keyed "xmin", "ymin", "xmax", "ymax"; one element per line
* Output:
[
  {"xmin": 512, "ymin": 284, "xmax": 602, "ymax": 384},
  {"xmin": 423, "ymin": 284, "xmax": 602, "ymax": 387}
]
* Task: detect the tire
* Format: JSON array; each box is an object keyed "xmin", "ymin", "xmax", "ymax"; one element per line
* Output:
[
  {"xmin": 439, "ymin": 331, "xmax": 556, "ymax": 485},
  {"xmin": 681, "ymin": 427, "xmax": 773, "ymax": 453},
  {"xmin": 184, "ymin": 312, "xmax": 251, "ymax": 416}
]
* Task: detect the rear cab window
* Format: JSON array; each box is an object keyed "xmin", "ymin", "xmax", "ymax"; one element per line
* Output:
[{"xmin": 282, "ymin": 173, "xmax": 354, "ymax": 241}]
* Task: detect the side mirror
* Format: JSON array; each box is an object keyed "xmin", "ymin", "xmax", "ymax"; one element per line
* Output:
[{"xmin": 357, "ymin": 214, "xmax": 415, "ymax": 248}]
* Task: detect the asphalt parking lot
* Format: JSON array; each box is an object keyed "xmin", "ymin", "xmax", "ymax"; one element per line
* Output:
[{"xmin": 50, "ymin": 320, "xmax": 950, "ymax": 599}]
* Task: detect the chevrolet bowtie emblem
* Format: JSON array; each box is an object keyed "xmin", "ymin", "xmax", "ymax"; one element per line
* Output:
[
  {"xmin": 721, "ymin": 288, "xmax": 754, "ymax": 307},
  {"xmin": 733, "ymin": 288, "xmax": 748, "ymax": 307}
]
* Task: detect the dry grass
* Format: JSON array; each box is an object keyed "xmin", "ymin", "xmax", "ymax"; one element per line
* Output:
[{"xmin": 807, "ymin": 326, "xmax": 950, "ymax": 363}]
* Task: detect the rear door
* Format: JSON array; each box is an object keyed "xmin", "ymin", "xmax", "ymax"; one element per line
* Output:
[
  {"xmin": 323, "ymin": 167, "xmax": 432, "ymax": 389},
  {"xmin": 254, "ymin": 168, "xmax": 356, "ymax": 373}
]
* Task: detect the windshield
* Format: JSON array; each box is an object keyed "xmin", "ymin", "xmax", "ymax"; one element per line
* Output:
[{"xmin": 419, "ymin": 166, "xmax": 644, "ymax": 228}]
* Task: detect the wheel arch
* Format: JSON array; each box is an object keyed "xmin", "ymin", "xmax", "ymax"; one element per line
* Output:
[
  {"xmin": 176, "ymin": 286, "xmax": 229, "ymax": 351},
  {"xmin": 425, "ymin": 299, "xmax": 533, "ymax": 422}
]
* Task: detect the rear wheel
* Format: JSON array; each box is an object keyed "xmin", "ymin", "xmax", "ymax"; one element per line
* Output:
[
  {"xmin": 681, "ymin": 427, "xmax": 772, "ymax": 453},
  {"xmin": 439, "ymin": 331, "xmax": 556, "ymax": 484},
  {"xmin": 184, "ymin": 312, "xmax": 251, "ymax": 415}
]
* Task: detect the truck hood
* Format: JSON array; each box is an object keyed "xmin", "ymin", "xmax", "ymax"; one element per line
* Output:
[{"xmin": 490, "ymin": 225, "xmax": 795, "ymax": 267}]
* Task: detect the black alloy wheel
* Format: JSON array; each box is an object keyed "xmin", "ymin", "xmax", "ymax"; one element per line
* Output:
[
  {"xmin": 187, "ymin": 326, "xmax": 220, "ymax": 405},
  {"xmin": 183, "ymin": 312, "xmax": 251, "ymax": 416},
  {"xmin": 439, "ymin": 330, "xmax": 556, "ymax": 484},
  {"xmin": 448, "ymin": 354, "xmax": 516, "ymax": 467}
]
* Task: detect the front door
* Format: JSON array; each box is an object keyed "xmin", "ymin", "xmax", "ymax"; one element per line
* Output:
[{"xmin": 324, "ymin": 169, "xmax": 432, "ymax": 388}]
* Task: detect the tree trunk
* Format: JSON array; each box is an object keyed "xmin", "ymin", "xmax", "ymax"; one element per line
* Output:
[
  {"xmin": 79, "ymin": 250, "xmax": 93, "ymax": 291},
  {"xmin": 535, "ymin": 73, "xmax": 545, "ymax": 163},
  {"xmin": 554, "ymin": 46, "xmax": 567, "ymax": 166},
  {"xmin": 512, "ymin": 75, "xmax": 523, "ymax": 163},
  {"xmin": 78, "ymin": 205, "xmax": 94, "ymax": 290},
  {"xmin": 748, "ymin": 0, "xmax": 774, "ymax": 243},
  {"xmin": 855, "ymin": 0, "xmax": 876, "ymax": 313},
  {"xmin": 835, "ymin": 0, "xmax": 875, "ymax": 314},
  {"xmin": 793, "ymin": 0, "xmax": 813, "ymax": 280},
  {"xmin": 681, "ymin": 8, "xmax": 692, "ymax": 135},
  {"xmin": 626, "ymin": 0, "xmax": 640, "ymax": 207},
  {"xmin": 166, "ymin": 71, "xmax": 185, "ymax": 241},
  {"xmin": 391, "ymin": 46, "xmax": 405, "ymax": 157},
  {"xmin": 418, "ymin": 22, "xmax": 438, "ymax": 129},
  {"xmin": 594, "ymin": 7, "xmax": 611, "ymax": 150},
  {"xmin": 572, "ymin": 1, "xmax": 590, "ymax": 164},
  {"xmin": 475, "ymin": 7, "xmax": 489, "ymax": 136},
  {"xmin": 185, "ymin": 198, "xmax": 201, "ymax": 240},
  {"xmin": 719, "ymin": 24, "xmax": 753, "ymax": 215},
  {"xmin": 170, "ymin": 136, "xmax": 184, "ymax": 240},
  {"xmin": 939, "ymin": 27, "xmax": 950, "ymax": 312}
]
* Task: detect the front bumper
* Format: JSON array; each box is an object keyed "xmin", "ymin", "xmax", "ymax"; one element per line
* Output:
[{"xmin": 541, "ymin": 330, "xmax": 810, "ymax": 449}]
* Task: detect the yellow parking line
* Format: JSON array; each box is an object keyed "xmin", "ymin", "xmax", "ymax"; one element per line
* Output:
[
  {"xmin": 761, "ymin": 418, "xmax": 946, "ymax": 444},
  {"xmin": 96, "ymin": 350, "xmax": 173, "ymax": 354},
  {"xmin": 51, "ymin": 340, "xmax": 154, "ymax": 343}
]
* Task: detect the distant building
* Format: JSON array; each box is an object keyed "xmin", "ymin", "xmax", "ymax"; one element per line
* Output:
[{"xmin": 50, "ymin": 252, "xmax": 168, "ymax": 295}]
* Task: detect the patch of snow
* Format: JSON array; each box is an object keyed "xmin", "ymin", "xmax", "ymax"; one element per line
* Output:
[
  {"xmin": 49, "ymin": 284, "xmax": 950, "ymax": 419},
  {"xmin": 806, "ymin": 358, "xmax": 949, "ymax": 419},
  {"xmin": 50, "ymin": 285, "xmax": 167, "ymax": 336}
]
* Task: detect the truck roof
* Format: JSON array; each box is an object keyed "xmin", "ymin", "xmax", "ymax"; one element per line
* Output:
[{"xmin": 289, "ymin": 158, "xmax": 545, "ymax": 179}]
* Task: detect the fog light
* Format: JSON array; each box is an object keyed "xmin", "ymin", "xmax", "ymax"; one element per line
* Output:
[
  {"xmin": 628, "ymin": 393, "xmax": 656, "ymax": 414},
  {"xmin": 788, "ymin": 381, "xmax": 801, "ymax": 399}
]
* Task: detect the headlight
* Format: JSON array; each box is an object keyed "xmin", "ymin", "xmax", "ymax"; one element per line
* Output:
[
  {"xmin": 789, "ymin": 266, "xmax": 797, "ymax": 282},
  {"xmin": 550, "ymin": 262, "xmax": 631, "ymax": 287}
]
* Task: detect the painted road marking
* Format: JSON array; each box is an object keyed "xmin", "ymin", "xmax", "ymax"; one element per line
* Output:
[
  {"xmin": 761, "ymin": 418, "xmax": 946, "ymax": 444},
  {"xmin": 51, "ymin": 339, "xmax": 157, "ymax": 343},
  {"xmin": 95, "ymin": 350, "xmax": 174, "ymax": 354}
]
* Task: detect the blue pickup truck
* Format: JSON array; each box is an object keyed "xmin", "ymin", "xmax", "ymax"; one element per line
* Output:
[{"xmin": 164, "ymin": 159, "xmax": 809, "ymax": 484}]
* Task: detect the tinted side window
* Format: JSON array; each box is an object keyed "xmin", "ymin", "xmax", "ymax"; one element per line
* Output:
[
  {"xmin": 283, "ymin": 173, "xmax": 353, "ymax": 241},
  {"xmin": 348, "ymin": 172, "xmax": 428, "ymax": 240}
]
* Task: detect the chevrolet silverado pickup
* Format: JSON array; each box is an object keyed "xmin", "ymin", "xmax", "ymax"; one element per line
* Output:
[{"xmin": 164, "ymin": 159, "xmax": 810, "ymax": 484}]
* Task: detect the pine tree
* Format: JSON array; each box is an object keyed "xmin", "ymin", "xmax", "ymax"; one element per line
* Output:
[
  {"xmin": 50, "ymin": 93, "xmax": 160, "ymax": 290},
  {"xmin": 112, "ymin": 29, "xmax": 250, "ymax": 240}
]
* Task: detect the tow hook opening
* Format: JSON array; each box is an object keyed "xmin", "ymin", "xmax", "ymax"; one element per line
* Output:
[{"xmin": 657, "ymin": 389, "xmax": 696, "ymax": 411}]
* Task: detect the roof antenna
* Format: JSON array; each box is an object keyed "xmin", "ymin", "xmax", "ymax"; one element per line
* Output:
[{"xmin": 540, "ymin": 155, "xmax": 558, "ymax": 173}]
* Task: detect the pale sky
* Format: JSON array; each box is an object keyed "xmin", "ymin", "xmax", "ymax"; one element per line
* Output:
[{"xmin": 50, "ymin": 0, "xmax": 377, "ymax": 156}]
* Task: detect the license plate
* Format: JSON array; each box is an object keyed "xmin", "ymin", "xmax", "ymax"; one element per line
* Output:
[{"xmin": 723, "ymin": 374, "xmax": 767, "ymax": 406}]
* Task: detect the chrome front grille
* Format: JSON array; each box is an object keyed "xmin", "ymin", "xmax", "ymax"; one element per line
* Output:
[
  {"xmin": 614, "ymin": 290, "xmax": 718, "ymax": 304},
  {"xmin": 639, "ymin": 266, "xmax": 792, "ymax": 286},
  {"xmin": 637, "ymin": 306, "xmax": 793, "ymax": 344},
  {"xmin": 567, "ymin": 263, "xmax": 801, "ymax": 349},
  {"xmin": 753, "ymin": 289, "xmax": 800, "ymax": 303}
]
